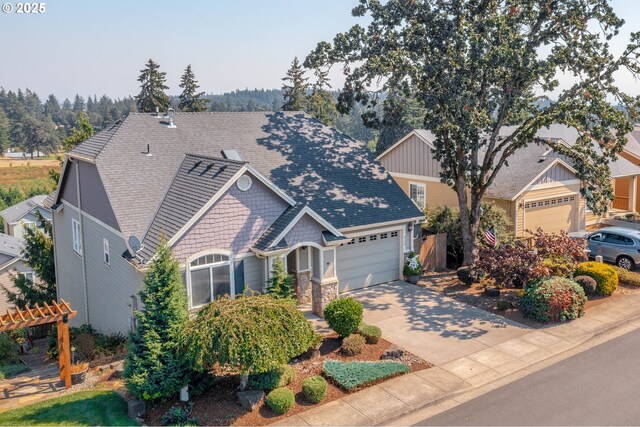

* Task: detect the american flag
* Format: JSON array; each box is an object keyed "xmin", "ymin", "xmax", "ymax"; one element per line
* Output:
[{"xmin": 484, "ymin": 226, "xmax": 497, "ymax": 247}]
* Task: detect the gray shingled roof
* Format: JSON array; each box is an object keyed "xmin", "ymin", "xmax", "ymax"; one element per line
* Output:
[
  {"xmin": 253, "ymin": 203, "xmax": 306, "ymax": 252},
  {"xmin": 68, "ymin": 119, "xmax": 124, "ymax": 160},
  {"xmin": 67, "ymin": 112, "xmax": 423, "ymax": 242},
  {"xmin": 0, "ymin": 195, "xmax": 47, "ymax": 224},
  {"xmin": 0, "ymin": 233, "xmax": 23, "ymax": 259},
  {"xmin": 139, "ymin": 154, "xmax": 246, "ymax": 259}
]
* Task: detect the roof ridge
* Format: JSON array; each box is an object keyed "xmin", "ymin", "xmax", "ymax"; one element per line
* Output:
[
  {"xmin": 183, "ymin": 153, "xmax": 248, "ymax": 165},
  {"xmin": 93, "ymin": 115, "xmax": 128, "ymax": 160}
]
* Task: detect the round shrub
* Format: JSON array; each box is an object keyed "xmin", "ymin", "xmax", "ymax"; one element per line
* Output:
[
  {"xmin": 265, "ymin": 387, "xmax": 295, "ymax": 414},
  {"xmin": 0, "ymin": 333, "xmax": 18, "ymax": 366},
  {"xmin": 574, "ymin": 275, "xmax": 597, "ymax": 295},
  {"xmin": 302, "ymin": 375, "xmax": 328, "ymax": 403},
  {"xmin": 496, "ymin": 299, "xmax": 510, "ymax": 311},
  {"xmin": 521, "ymin": 277, "xmax": 587, "ymax": 323},
  {"xmin": 341, "ymin": 334, "xmax": 366, "ymax": 356},
  {"xmin": 574, "ymin": 262, "xmax": 618, "ymax": 296},
  {"xmin": 456, "ymin": 266, "xmax": 478, "ymax": 285},
  {"xmin": 248, "ymin": 365, "xmax": 296, "ymax": 391},
  {"xmin": 324, "ymin": 298, "xmax": 363, "ymax": 338},
  {"xmin": 358, "ymin": 324, "xmax": 382, "ymax": 344}
]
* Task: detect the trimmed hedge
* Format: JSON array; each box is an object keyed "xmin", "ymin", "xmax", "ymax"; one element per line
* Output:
[
  {"xmin": 265, "ymin": 387, "xmax": 295, "ymax": 414},
  {"xmin": 574, "ymin": 262, "xmax": 618, "ymax": 296},
  {"xmin": 612, "ymin": 266, "xmax": 640, "ymax": 287},
  {"xmin": 324, "ymin": 298, "xmax": 363, "ymax": 338},
  {"xmin": 341, "ymin": 334, "xmax": 365, "ymax": 356},
  {"xmin": 302, "ymin": 376, "xmax": 328, "ymax": 403},
  {"xmin": 322, "ymin": 360, "xmax": 409, "ymax": 391},
  {"xmin": 358, "ymin": 324, "xmax": 382, "ymax": 344},
  {"xmin": 521, "ymin": 277, "xmax": 587, "ymax": 323},
  {"xmin": 248, "ymin": 365, "xmax": 295, "ymax": 391}
]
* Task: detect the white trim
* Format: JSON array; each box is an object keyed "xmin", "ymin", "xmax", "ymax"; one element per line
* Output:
[
  {"xmin": 66, "ymin": 153, "xmax": 97, "ymax": 164},
  {"xmin": 72, "ymin": 218, "xmax": 82, "ymax": 255},
  {"xmin": 376, "ymin": 130, "xmax": 435, "ymax": 160},
  {"xmin": 103, "ymin": 238, "xmax": 110, "ymax": 266},
  {"xmin": 269, "ymin": 206, "xmax": 343, "ymax": 249},
  {"xmin": 510, "ymin": 158, "xmax": 578, "ymax": 201},
  {"xmin": 522, "ymin": 191, "xmax": 579, "ymax": 205},
  {"xmin": 61, "ymin": 200, "xmax": 124, "ymax": 238},
  {"xmin": 245, "ymin": 164, "xmax": 296, "ymax": 206},
  {"xmin": 408, "ymin": 181, "xmax": 427, "ymax": 210},
  {"xmin": 389, "ymin": 171, "xmax": 442, "ymax": 183},
  {"xmin": 0, "ymin": 257, "xmax": 21, "ymax": 271},
  {"xmin": 528, "ymin": 179, "xmax": 581, "ymax": 191},
  {"xmin": 322, "ymin": 234, "xmax": 351, "ymax": 246},
  {"xmin": 50, "ymin": 156, "xmax": 70, "ymax": 206},
  {"xmin": 185, "ymin": 249, "xmax": 235, "ymax": 309},
  {"xmin": 186, "ymin": 248, "xmax": 233, "ymax": 265},
  {"xmin": 339, "ymin": 217, "xmax": 424, "ymax": 233}
]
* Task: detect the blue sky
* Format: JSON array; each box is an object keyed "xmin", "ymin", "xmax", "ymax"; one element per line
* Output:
[{"xmin": 0, "ymin": 0, "xmax": 638, "ymax": 100}]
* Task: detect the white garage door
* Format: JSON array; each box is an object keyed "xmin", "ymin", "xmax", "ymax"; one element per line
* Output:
[{"xmin": 337, "ymin": 230, "xmax": 401, "ymax": 292}]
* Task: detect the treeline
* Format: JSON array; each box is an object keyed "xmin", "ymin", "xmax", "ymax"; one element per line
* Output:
[{"xmin": 0, "ymin": 88, "xmax": 136, "ymax": 155}]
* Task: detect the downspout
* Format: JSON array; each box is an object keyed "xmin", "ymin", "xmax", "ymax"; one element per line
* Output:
[
  {"xmin": 52, "ymin": 209, "xmax": 60, "ymax": 303},
  {"xmin": 73, "ymin": 159, "xmax": 90, "ymax": 325}
]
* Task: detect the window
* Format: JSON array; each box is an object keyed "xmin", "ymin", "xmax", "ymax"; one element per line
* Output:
[
  {"xmin": 72, "ymin": 218, "xmax": 82, "ymax": 255},
  {"xmin": 369, "ymin": 235, "xmax": 377, "ymax": 241},
  {"xmin": 103, "ymin": 238, "xmax": 110, "ymax": 265},
  {"xmin": 188, "ymin": 253, "xmax": 232, "ymax": 307},
  {"xmin": 358, "ymin": 237, "xmax": 366, "ymax": 243},
  {"xmin": 391, "ymin": 231, "xmax": 398, "ymax": 238},
  {"xmin": 380, "ymin": 233, "xmax": 388, "ymax": 239},
  {"xmin": 409, "ymin": 183, "xmax": 426, "ymax": 210},
  {"xmin": 22, "ymin": 271, "xmax": 35, "ymax": 283}
]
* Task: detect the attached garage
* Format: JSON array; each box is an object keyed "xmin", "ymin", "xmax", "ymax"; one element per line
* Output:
[
  {"xmin": 523, "ymin": 194, "xmax": 578, "ymax": 234},
  {"xmin": 337, "ymin": 230, "xmax": 401, "ymax": 292}
]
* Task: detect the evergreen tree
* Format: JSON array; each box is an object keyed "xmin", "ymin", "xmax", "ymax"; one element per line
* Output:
[
  {"xmin": 21, "ymin": 116, "xmax": 59, "ymax": 157},
  {"xmin": 135, "ymin": 59, "xmax": 170, "ymax": 113},
  {"xmin": 306, "ymin": 68, "xmax": 337, "ymax": 126},
  {"xmin": 281, "ymin": 57, "xmax": 309, "ymax": 111},
  {"xmin": 124, "ymin": 244, "xmax": 190, "ymax": 401},
  {"xmin": 43, "ymin": 94, "xmax": 61, "ymax": 123},
  {"xmin": 178, "ymin": 65, "xmax": 209, "ymax": 112},
  {"xmin": 62, "ymin": 112, "xmax": 94, "ymax": 151},
  {"xmin": 0, "ymin": 110, "xmax": 10, "ymax": 154},
  {"xmin": 72, "ymin": 95, "xmax": 85, "ymax": 113},
  {"xmin": 1, "ymin": 211, "xmax": 56, "ymax": 309},
  {"xmin": 266, "ymin": 258, "xmax": 295, "ymax": 299}
]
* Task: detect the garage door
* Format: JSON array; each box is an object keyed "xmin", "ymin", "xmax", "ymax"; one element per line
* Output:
[
  {"xmin": 524, "ymin": 195, "xmax": 578, "ymax": 234},
  {"xmin": 337, "ymin": 231, "xmax": 401, "ymax": 292}
]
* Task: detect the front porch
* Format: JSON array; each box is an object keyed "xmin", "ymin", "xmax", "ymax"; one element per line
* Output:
[{"xmin": 612, "ymin": 176, "xmax": 640, "ymax": 212}]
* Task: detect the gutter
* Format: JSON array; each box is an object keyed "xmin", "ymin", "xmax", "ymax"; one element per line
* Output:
[{"xmin": 338, "ymin": 216, "xmax": 425, "ymax": 233}]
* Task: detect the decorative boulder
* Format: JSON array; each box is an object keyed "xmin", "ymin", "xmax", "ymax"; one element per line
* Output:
[{"xmin": 238, "ymin": 390, "xmax": 266, "ymax": 411}]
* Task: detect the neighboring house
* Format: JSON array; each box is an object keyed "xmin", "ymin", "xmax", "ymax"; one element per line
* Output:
[
  {"xmin": 48, "ymin": 112, "xmax": 423, "ymax": 335},
  {"xmin": 379, "ymin": 125, "xmax": 640, "ymax": 237},
  {"xmin": 0, "ymin": 233, "xmax": 33, "ymax": 313},
  {"xmin": 0, "ymin": 195, "xmax": 51, "ymax": 240}
]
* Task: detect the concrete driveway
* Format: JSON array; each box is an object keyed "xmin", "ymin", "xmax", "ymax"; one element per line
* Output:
[{"xmin": 345, "ymin": 281, "xmax": 532, "ymax": 366}]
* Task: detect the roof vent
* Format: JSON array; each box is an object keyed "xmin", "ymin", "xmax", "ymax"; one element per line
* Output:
[
  {"xmin": 155, "ymin": 107, "xmax": 161, "ymax": 118},
  {"xmin": 145, "ymin": 144, "xmax": 152, "ymax": 157},
  {"xmin": 221, "ymin": 149, "xmax": 242, "ymax": 161},
  {"xmin": 166, "ymin": 108, "xmax": 176, "ymax": 129},
  {"xmin": 538, "ymin": 148, "xmax": 552, "ymax": 162}
]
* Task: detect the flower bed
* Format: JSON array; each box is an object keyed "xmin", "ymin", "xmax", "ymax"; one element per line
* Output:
[{"xmin": 143, "ymin": 335, "xmax": 430, "ymax": 426}]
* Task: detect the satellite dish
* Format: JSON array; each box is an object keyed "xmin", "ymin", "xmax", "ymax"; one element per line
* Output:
[{"xmin": 128, "ymin": 235, "xmax": 142, "ymax": 254}]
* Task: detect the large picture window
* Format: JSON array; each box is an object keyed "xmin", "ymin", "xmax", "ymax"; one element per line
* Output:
[
  {"xmin": 409, "ymin": 183, "xmax": 426, "ymax": 210},
  {"xmin": 188, "ymin": 253, "xmax": 232, "ymax": 307}
]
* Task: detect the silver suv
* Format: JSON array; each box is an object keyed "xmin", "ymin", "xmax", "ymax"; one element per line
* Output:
[{"xmin": 579, "ymin": 227, "xmax": 640, "ymax": 270}]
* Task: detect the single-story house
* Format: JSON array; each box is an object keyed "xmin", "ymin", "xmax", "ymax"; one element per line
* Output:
[
  {"xmin": 0, "ymin": 195, "xmax": 51, "ymax": 240},
  {"xmin": 379, "ymin": 124, "xmax": 640, "ymax": 236},
  {"xmin": 49, "ymin": 111, "xmax": 423, "ymax": 335},
  {"xmin": 0, "ymin": 233, "xmax": 33, "ymax": 312}
]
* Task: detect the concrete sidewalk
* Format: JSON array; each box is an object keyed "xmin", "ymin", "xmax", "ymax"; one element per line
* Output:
[{"xmin": 281, "ymin": 281, "xmax": 640, "ymax": 426}]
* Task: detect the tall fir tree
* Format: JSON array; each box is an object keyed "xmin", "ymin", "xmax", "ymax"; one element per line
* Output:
[
  {"xmin": 306, "ymin": 68, "xmax": 337, "ymax": 126},
  {"xmin": 1, "ymin": 211, "xmax": 56, "ymax": 309},
  {"xmin": 281, "ymin": 57, "xmax": 309, "ymax": 111},
  {"xmin": 124, "ymin": 244, "xmax": 190, "ymax": 401},
  {"xmin": 135, "ymin": 59, "xmax": 170, "ymax": 113},
  {"xmin": 178, "ymin": 65, "xmax": 209, "ymax": 112},
  {"xmin": 62, "ymin": 112, "xmax": 94, "ymax": 152},
  {"xmin": 0, "ymin": 109, "xmax": 10, "ymax": 154},
  {"xmin": 72, "ymin": 95, "xmax": 85, "ymax": 113}
]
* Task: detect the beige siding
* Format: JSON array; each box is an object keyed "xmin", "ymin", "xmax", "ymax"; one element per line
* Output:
[
  {"xmin": 485, "ymin": 198, "xmax": 515, "ymax": 232},
  {"xmin": 379, "ymin": 134, "xmax": 442, "ymax": 178},
  {"xmin": 532, "ymin": 164, "xmax": 576, "ymax": 185},
  {"xmin": 391, "ymin": 175, "xmax": 459, "ymax": 210},
  {"xmin": 0, "ymin": 260, "xmax": 33, "ymax": 312},
  {"xmin": 515, "ymin": 182, "xmax": 581, "ymax": 236}
]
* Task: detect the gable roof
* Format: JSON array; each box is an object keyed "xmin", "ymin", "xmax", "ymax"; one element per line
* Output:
[
  {"xmin": 0, "ymin": 233, "xmax": 23, "ymax": 259},
  {"xmin": 0, "ymin": 195, "xmax": 47, "ymax": 224},
  {"xmin": 60, "ymin": 112, "xmax": 423, "ymax": 243},
  {"xmin": 376, "ymin": 129, "xmax": 436, "ymax": 160}
]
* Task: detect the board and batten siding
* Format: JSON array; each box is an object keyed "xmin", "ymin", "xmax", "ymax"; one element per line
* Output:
[
  {"xmin": 379, "ymin": 134, "xmax": 443, "ymax": 178},
  {"xmin": 532, "ymin": 163, "xmax": 576, "ymax": 185}
]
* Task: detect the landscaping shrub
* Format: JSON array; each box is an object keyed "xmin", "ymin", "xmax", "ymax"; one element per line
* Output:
[
  {"xmin": 0, "ymin": 333, "xmax": 19, "ymax": 365},
  {"xmin": 302, "ymin": 376, "xmax": 328, "ymax": 403},
  {"xmin": 403, "ymin": 251, "xmax": 423, "ymax": 277},
  {"xmin": 456, "ymin": 266, "xmax": 480, "ymax": 286},
  {"xmin": 266, "ymin": 257, "xmax": 295, "ymax": 299},
  {"xmin": 574, "ymin": 262, "xmax": 618, "ymax": 296},
  {"xmin": 612, "ymin": 266, "xmax": 640, "ymax": 287},
  {"xmin": 0, "ymin": 363, "xmax": 29, "ymax": 379},
  {"xmin": 341, "ymin": 334, "xmax": 366, "ymax": 356},
  {"xmin": 358, "ymin": 324, "xmax": 382, "ymax": 344},
  {"xmin": 324, "ymin": 298, "xmax": 363, "ymax": 338},
  {"xmin": 574, "ymin": 275, "xmax": 597, "ymax": 295},
  {"xmin": 265, "ymin": 387, "xmax": 295, "ymax": 414},
  {"xmin": 323, "ymin": 360, "xmax": 410, "ymax": 391},
  {"xmin": 496, "ymin": 300, "xmax": 510, "ymax": 311},
  {"xmin": 248, "ymin": 365, "xmax": 296, "ymax": 391},
  {"xmin": 521, "ymin": 277, "xmax": 587, "ymax": 323},
  {"xmin": 160, "ymin": 402, "xmax": 198, "ymax": 426}
]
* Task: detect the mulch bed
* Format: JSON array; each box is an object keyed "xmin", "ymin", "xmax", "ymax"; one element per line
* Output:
[
  {"xmin": 143, "ymin": 335, "xmax": 431, "ymax": 426},
  {"xmin": 419, "ymin": 270, "xmax": 640, "ymax": 328}
]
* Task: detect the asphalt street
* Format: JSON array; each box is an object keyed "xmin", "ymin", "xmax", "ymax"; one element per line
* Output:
[{"xmin": 419, "ymin": 327, "xmax": 640, "ymax": 425}]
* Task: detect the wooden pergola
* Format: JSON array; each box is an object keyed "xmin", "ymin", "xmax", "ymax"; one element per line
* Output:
[{"xmin": 0, "ymin": 300, "xmax": 76, "ymax": 389}]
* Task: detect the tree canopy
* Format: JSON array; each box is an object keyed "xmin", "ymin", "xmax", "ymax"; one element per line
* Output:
[
  {"xmin": 135, "ymin": 59, "xmax": 170, "ymax": 113},
  {"xmin": 306, "ymin": 0, "xmax": 640, "ymax": 265},
  {"xmin": 62, "ymin": 112, "xmax": 94, "ymax": 152},
  {"xmin": 282, "ymin": 57, "xmax": 309, "ymax": 111},
  {"xmin": 178, "ymin": 65, "xmax": 210, "ymax": 112}
]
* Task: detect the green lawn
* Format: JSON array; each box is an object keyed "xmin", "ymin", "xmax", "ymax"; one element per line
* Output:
[{"xmin": 0, "ymin": 390, "xmax": 134, "ymax": 426}]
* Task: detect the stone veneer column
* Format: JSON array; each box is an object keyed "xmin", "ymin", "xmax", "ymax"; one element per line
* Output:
[
  {"xmin": 296, "ymin": 271, "xmax": 312, "ymax": 305},
  {"xmin": 312, "ymin": 280, "xmax": 339, "ymax": 317}
]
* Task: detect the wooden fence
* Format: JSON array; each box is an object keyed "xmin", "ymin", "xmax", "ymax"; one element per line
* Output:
[{"xmin": 414, "ymin": 233, "xmax": 447, "ymax": 272}]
